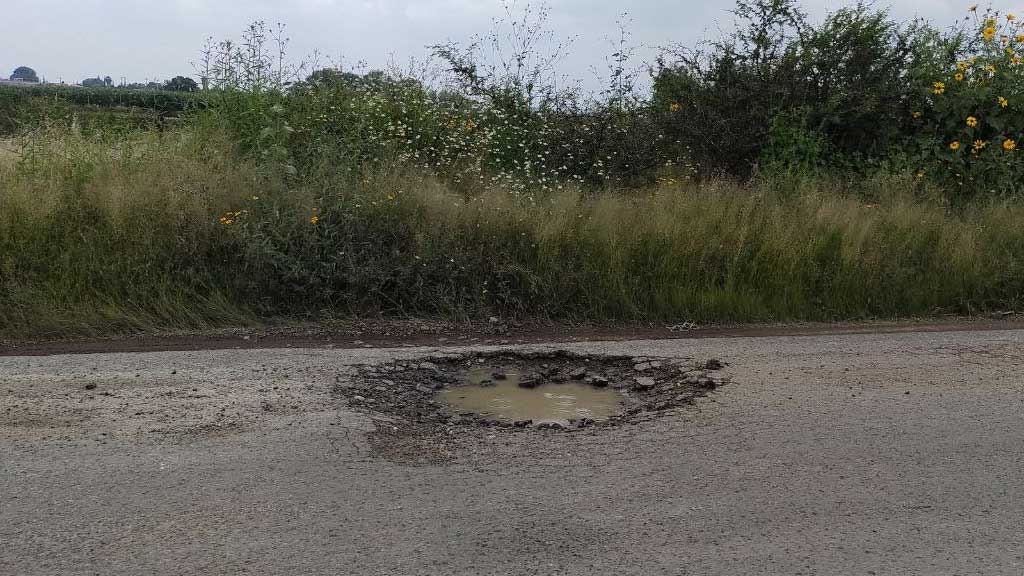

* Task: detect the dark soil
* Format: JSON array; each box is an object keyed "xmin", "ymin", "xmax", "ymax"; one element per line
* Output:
[{"xmin": 3, "ymin": 316, "xmax": 1020, "ymax": 357}]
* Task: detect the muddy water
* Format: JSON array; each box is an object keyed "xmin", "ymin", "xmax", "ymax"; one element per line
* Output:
[{"xmin": 438, "ymin": 367, "xmax": 623, "ymax": 424}]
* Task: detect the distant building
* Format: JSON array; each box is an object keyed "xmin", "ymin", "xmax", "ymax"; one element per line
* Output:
[{"xmin": 81, "ymin": 76, "xmax": 113, "ymax": 88}]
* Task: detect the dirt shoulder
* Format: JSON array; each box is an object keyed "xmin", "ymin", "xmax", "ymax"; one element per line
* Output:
[{"xmin": 1, "ymin": 315, "xmax": 1021, "ymax": 356}]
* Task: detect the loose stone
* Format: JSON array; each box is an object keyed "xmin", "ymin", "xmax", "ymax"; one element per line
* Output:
[{"xmin": 633, "ymin": 377, "xmax": 657, "ymax": 391}]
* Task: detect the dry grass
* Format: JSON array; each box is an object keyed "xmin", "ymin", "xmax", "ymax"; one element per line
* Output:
[
  {"xmin": 0, "ymin": 128, "xmax": 259, "ymax": 337},
  {"xmin": 0, "ymin": 139, "xmax": 17, "ymax": 164},
  {"xmin": 1, "ymin": 127, "xmax": 1023, "ymax": 338},
  {"xmin": 394, "ymin": 172, "xmax": 1024, "ymax": 320}
]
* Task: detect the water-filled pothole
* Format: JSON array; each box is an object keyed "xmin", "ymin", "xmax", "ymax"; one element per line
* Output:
[
  {"xmin": 438, "ymin": 367, "xmax": 624, "ymax": 425},
  {"xmin": 341, "ymin": 350, "xmax": 727, "ymax": 434}
]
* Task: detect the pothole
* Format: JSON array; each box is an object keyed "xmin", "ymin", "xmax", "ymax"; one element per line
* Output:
[
  {"xmin": 339, "ymin": 350, "xmax": 728, "ymax": 439},
  {"xmin": 439, "ymin": 367, "xmax": 625, "ymax": 425}
]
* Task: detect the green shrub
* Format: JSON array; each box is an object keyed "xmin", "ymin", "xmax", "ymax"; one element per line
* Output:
[
  {"xmin": 653, "ymin": 1, "xmax": 950, "ymax": 177},
  {"xmin": 911, "ymin": 7, "xmax": 1024, "ymax": 197}
]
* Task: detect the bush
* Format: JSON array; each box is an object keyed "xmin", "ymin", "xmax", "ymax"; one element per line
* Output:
[
  {"xmin": 654, "ymin": 1, "xmax": 946, "ymax": 177},
  {"xmin": 911, "ymin": 7, "xmax": 1024, "ymax": 197},
  {"xmin": 189, "ymin": 3, "xmax": 1022, "ymax": 201},
  {"xmin": 652, "ymin": 0, "xmax": 808, "ymax": 176}
]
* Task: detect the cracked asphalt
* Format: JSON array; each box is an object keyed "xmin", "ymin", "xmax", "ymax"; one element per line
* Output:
[{"xmin": 3, "ymin": 327, "xmax": 1024, "ymax": 575}]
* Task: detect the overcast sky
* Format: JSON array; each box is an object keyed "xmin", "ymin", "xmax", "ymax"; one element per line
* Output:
[{"xmin": 0, "ymin": 0, "xmax": 1002, "ymax": 89}]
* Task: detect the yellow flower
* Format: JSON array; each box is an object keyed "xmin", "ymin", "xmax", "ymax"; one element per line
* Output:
[
  {"xmin": 966, "ymin": 116, "xmax": 978, "ymax": 127},
  {"xmin": 1004, "ymin": 139, "xmax": 1017, "ymax": 151},
  {"xmin": 986, "ymin": 64, "xmax": 997, "ymax": 74},
  {"xmin": 1008, "ymin": 48, "xmax": 1017, "ymax": 57},
  {"xmin": 949, "ymin": 140, "xmax": 961, "ymax": 151},
  {"xmin": 669, "ymin": 102, "xmax": 681, "ymax": 112},
  {"xmin": 933, "ymin": 81, "xmax": 946, "ymax": 94},
  {"xmin": 973, "ymin": 139, "xmax": 988, "ymax": 151},
  {"xmin": 983, "ymin": 26, "xmax": 997, "ymax": 41},
  {"xmin": 969, "ymin": 4, "xmax": 977, "ymax": 12},
  {"xmin": 954, "ymin": 72, "xmax": 965, "ymax": 81},
  {"xmin": 999, "ymin": 96, "xmax": 1009, "ymax": 107},
  {"xmin": 464, "ymin": 119, "xmax": 477, "ymax": 130},
  {"xmin": 986, "ymin": 18, "xmax": 997, "ymax": 26},
  {"xmin": 957, "ymin": 61, "xmax": 969, "ymax": 70},
  {"xmin": 912, "ymin": 111, "xmax": 922, "ymax": 119},
  {"xmin": 310, "ymin": 215, "xmax": 320, "ymax": 225},
  {"xmin": 916, "ymin": 171, "xmax": 925, "ymax": 178},
  {"xmin": 1008, "ymin": 13, "xmax": 1016, "ymax": 21},
  {"xmin": 1017, "ymin": 34, "xmax": 1024, "ymax": 42},
  {"xmin": 251, "ymin": 195, "xmax": 259, "ymax": 201}
]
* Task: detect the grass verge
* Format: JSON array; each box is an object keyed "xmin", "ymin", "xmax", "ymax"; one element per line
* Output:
[{"xmin": 1, "ymin": 128, "xmax": 1022, "ymax": 339}]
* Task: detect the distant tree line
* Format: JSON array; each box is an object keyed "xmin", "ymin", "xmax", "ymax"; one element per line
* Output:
[
  {"xmin": 8, "ymin": 66, "xmax": 199, "ymax": 93},
  {"xmin": 80, "ymin": 74, "xmax": 198, "ymax": 92}
]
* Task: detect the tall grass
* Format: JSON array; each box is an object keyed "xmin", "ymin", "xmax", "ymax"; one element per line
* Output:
[
  {"xmin": 0, "ymin": 128, "xmax": 257, "ymax": 337},
  {"xmin": 3, "ymin": 1, "xmax": 1023, "ymax": 339},
  {"xmin": 1, "ymin": 127, "xmax": 1021, "ymax": 338},
  {"xmin": 358, "ymin": 170, "xmax": 1024, "ymax": 321}
]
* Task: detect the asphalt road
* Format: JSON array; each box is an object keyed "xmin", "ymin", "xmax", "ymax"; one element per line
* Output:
[{"xmin": 3, "ymin": 327, "xmax": 1024, "ymax": 575}]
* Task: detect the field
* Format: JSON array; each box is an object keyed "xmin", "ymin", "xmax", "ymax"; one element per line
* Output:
[{"xmin": 1, "ymin": 0, "xmax": 1023, "ymax": 339}]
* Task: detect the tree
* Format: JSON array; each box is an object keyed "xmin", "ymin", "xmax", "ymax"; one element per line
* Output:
[
  {"xmin": 300, "ymin": 68, "xmax": 364, "ymax": 90},
  {"xmin": 164, "ymin": 76, "xmax": 199, "ymax": 92},
  {"xmin": 10, "ymin": 66, "xmax": 39, "ymax": 83},
  {"xmin": 82, "ymin": 77, "xmax": 106, "ymax": 87},
  {"xmin": 104, "ymin": 76, "xmax": 113, "ymax": 87}
]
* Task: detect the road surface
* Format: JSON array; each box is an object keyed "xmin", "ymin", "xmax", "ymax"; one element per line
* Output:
[{"xmin": 3, "ymin": 327, "xmax": 1024, "ymax": 575}]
